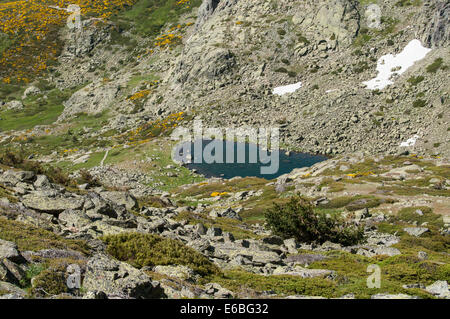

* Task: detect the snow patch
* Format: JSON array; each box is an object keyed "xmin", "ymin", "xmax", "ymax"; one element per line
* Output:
[
  {"xmin": 363, "ymin": 40, "xmax": 432, "ymax": 90},
  {"xmin": 400, "ymin": 135, "xmax": 419, "ymax": 147},
  {"xmin": 273, "ymin": 82, "xmax": 303, "ymax": 95}
]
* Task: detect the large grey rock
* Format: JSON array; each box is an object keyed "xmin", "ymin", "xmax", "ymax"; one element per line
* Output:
[
  {"xmin": 426, "ymin": 281, "xmax": 449, "ymax": 298},
  {"xmin": 204, "ymin": 282, "xmax": 234, "ymax": 299},
  {"xmin": 0, "ymin": 239, "xmax": 25, "ymax": 263},
  {"xmin": 153, "ymin": 265, "xmax": 196, "ymax": 282},
  {"xmin": 99, "ymin": 191, "xmax": 137, "ymax": 210},
  {"xmin": 34, "ymin": 175, "xmax": 51, "ymax": 188},
  {"xmin": 422, "ymin": 1, "xmax": 449, "ymax": 48},
  {"xmin": 285, "ymin": 253, "xmax": 328, "ymax": 266},
  {"xmin": 0, "ymin": 259, "xmax": 25, "ymax": 285},
  {"xmin": 22, "ymin": 192, "xmax": 85, "ymax": 214},
  {"xmin": 209, "ymin": 207, "xmax": 242, "ymax": 221},
  {"xmin": 58, "ymin": 209, "xmax": 92, "ymax": 229},
  {"xmin": 1, "ymin": 170, "xmax": 35, "ymax": 185},
  {"xmin": 5, "ymin": 100, "xmax": 23, "ymax": 110},
  {"xmin": 0, "ymin": 281, "xmax": 26, "ymax": 298},
  {"xmin": 403, "ymin": 227, "xmax": 429, "ymax": 237},
  {"xmin": 22, "ymin": 86, "xmax": 41, "ymax": 99},
  {"xmin": 295, "ymin": 0, "xmax": 360, "ymax": 48},
  {"xmin": 83, "ymin": 254, "xmax": 165, "ymax": 299},
  {"xmin": 58, "ymin": 80, "xmax": 120, "ymax": 120},
  {"xmin": 273, "ymin": 266, "xmax": 334, "ymax": 279},
  {"xmin": 365, "ymin": 4, "xmax": 381, "ymax": 29},
  {"xmin": 195, "ymin": 0, "xmax": 221, "ymax": 30}
]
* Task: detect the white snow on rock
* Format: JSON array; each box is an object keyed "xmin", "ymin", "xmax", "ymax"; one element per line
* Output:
[
  {"xmin": 400, "ymin": 135, "xmax": 419, "ymax": 147},
  {"xmin": 273, "ymin": 82, "xmax": 302, "ymax": 95},
  {"xmin": 363, "ymin": 40, "xmax": 432, "ymax": 90}
]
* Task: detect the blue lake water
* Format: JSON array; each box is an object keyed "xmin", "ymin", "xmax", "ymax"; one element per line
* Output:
[{"xmin": 173, "ymin": 140, "xmax": 327, "ymax": 180}]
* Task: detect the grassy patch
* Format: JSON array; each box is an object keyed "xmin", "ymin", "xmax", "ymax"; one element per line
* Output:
[
  {"xmin": 175, "ymin": 177, "xmax": 269, "ymax": 199},
  {"xmin": 0, "ymin": 184, "xmax": 18, "ymax": 203},
  {"xmin": 175, "ymin": 211, "xmax": 261, "ymax": 240},
  {"xmin": 377, "ymin": 185, "xmax": 450, "ymax": 197},
  {"xmin": 393, "ymin": 206, "xmax": 444, "ymax": 228},
  {"xmin": 318, "ymin": 195, "xmax": 392, "ymax": 211},
  {"xmin": 309, "ymin": 250, "xmax": 436, "ymax": 298},
  {"xmin": 0, "ymin": 88, "xmax": 75, "ymax": 132},
  {"xmin": 206, "ymin": 270, "xmax": 336, "ymax": 298},
  {"xmin": 0, "ymin": 218, "xmax": 90, "ymax": 255},
  {"xmin": 114, "ymin": 0, "xmax": 201, "ymax": 37}
]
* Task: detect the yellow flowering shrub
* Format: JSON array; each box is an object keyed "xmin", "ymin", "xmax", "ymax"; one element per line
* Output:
[
  {"xmin": 0, "ymin": 0, "xmax": 136, "ymax": 83},
  {"xmin": 111, "ymin": 112, "xmax": 186, "ymax": 148}
]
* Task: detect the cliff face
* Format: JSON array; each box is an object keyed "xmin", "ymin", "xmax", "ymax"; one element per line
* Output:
[{"xmin": 45, "ymin": 0, "xmax": 449, "ymax": 157}]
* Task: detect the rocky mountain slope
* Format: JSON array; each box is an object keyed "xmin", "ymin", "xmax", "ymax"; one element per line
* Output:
[{"xmin": 0, "ymin": 0, "xmax": 449, "ymax": 299}]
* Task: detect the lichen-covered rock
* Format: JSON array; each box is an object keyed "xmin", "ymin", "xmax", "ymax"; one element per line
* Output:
[
  {"xmin": 153, "ymin": 265, "xmax": 196, "ymax": 282},
  {"xmin": 5, "ymin": 100, "xmax": 23, "ymax": 110},
  {"xmin": 22, "ymin": 192, "xmax": 85, "ymax": 214},
  {"xmin": 0, "ymin": 281, "xmax": 26, "ymax": 299},
  {"xmin": 83, "ymin": 254, "xmax": 165, "ymax": 299},
  {"xmin": 273, "ymin": 265, "xmax": 335, "ymax": 279},
  {"xmin": 0, "ymin": 239, "xmax": 25, "ymax": 263},
  {"xmin": 421, "ymin": 0, "xmax": 449, "ymax": 48},
  {"xmin": 99, "ymin": 191, "xmax": 138, "ymax": 211},
  {"xmin": 426, "ymin": 281, "xmax": 450, "ymax": 298},
  {"xmin": 22, "ymin": 86, "xmax": 41, "ymax": 99},
  {"xmin": 295, "ymin": 0, "xmax": 360, "ymax": 48},
  {"xmin": 403, "ymin": 227, "xmax": 430, "ymax": 237}
]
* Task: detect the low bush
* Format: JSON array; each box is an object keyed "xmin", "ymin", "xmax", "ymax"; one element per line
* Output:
[
  {"xmin": 412, "ymin": 99, "xmax": 426, "ymax": 108},
  {"xmin": 78, "ymin": 169, "xmax": 101, "ymax": 187},
  {"xmin": 264, "ymin": 196, "xmax": 365, "ymax": 246},
  {"xmin": 30, "ymin": 269, "xmax": 68, "ymax": 297},
  {"xmin": 0, "ymin": 149, "xmax": 71, "ymax": 186},
  {"xmin": 102, "ymin": 233, "xmax": 220, "ymax": 276},
  {"xmin": 426, "ymin": 58, "xmax": 445, "ymax": 73}
]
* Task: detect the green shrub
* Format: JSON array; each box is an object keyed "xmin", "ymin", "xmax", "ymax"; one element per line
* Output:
[
  {"xmin": 393, "ymin": 206, "xmax": 444, "ymax": 228},
  {"xmin": 0, "ymin": 218, "xmax": 90, "ymax": 255},
  {"xmin": 407, "ymin": 75, "xmax": 424, "ymax": 86},
  {"xmin": 413, "ymin": 99, "xmax": 426, "ymax": 108},
  {"xmin": 277, "ymin": 29, "xmax": 286, "ymax": 36},
  {"xmin": 31, "ymin": 269, "xmax": 68, "ymax": 296},
  {"xmin": 102, "ymin": 233, "xmax": 220, "ymax": 276},
  {"xmin": 0, "ymin": 149, "xmax": 72, "ymax": 186},
  {"xmin": 426, "ymin": 58, "xmax": 445, "ymax": 73},
  {"xmin": 275, "ymin": 67, "xmax": 288, "ymax": 73},
  {"xmin": 264, "ymin": 196, "xmax": 365, "ymax": 246}
]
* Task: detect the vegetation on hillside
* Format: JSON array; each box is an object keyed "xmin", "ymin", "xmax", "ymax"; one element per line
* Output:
[
  {"xmin": 102, "ymin": 232, "xmax": 220, "ymax": 276},
  {"xmin": 264, "ymin": 196, "xmax": 365, "ymax": 246}
]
